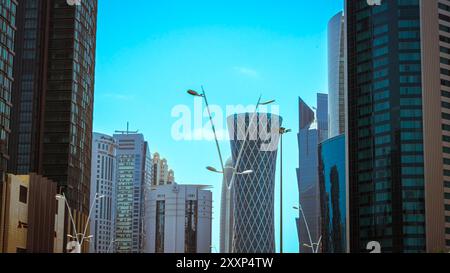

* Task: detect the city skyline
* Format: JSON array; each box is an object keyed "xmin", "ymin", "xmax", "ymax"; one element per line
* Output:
[
  {"xmin": 93, "ymin": 0, "xmax": 344, "ymax": 253},
  {"xmin": 3, "ymin": 0, "xmax": 449, "ymax": 255}
]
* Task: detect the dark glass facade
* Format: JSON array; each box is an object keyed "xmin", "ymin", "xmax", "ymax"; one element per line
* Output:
[
  {"xmin": 9, "ymin": 0, "xmax": 98, "ymax": 215},
  {"xmin": 319, "ymin": 134, "xmax": 346, "ymax": 253},
  {"xmin": 155, "ymin": 200, "xmax": 165, "ymax": 253},
  {"xmin": 347, "ymin": 0, "xmax": 426, "ymax": 252},
  {"xmin": 0, "ymin": 0, "xmax": 17, "ymax": 182},
  {"xmin": 227, "ymin": 113, "xmax": 281, "ymax": 253},
  {"xmin": 185, "ymin": 200, "xmax": 198, "ymax": 253},
  {"xmin": 296, "ymin": 95, "xmax": 328, "ymax": 253}
]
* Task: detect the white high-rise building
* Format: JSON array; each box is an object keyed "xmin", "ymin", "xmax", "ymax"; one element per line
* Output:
[
  {"xmin": 220, "ymin": 158, "xmax": 235, "ymax": 253},
  {"xmin": 144, "ymin": 183, "xmax": 212, "ymax": 253},
  {"xmin": 89, "ymin": 133, "xmax": 117, "ymax": 253},
  {"xmin": 113, "ymin": 132, "xmax": 151, "ymax": 253}
]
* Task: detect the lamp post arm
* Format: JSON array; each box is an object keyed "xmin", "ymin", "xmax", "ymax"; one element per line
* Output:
[
  {"xmin": 80, "ymin": 196, "xmax": 99, "ymax": 245},
  {"xmin": 62, "ymin": 193, "xmax": 78, "ymax": 240},
  {"xmin": 299, "ymin": 205, "xmax": 315, "ymax": 253},
  {"xmin": 201, "ymin": 86, "xmax": 225, "ymax": 173}
]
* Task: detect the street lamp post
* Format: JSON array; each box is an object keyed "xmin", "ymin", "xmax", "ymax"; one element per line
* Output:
[
  {"xmin": 56, "ymin": 193, "xmax": 105, "ymax": 253},
  {"xmin": 187, "ymin": 87, "xmax": 225, "ymax": 172},
  {"xmin": 187, "ymin": 88, "xmax": 275, "ymax": 253},
  {"xmin": 278, "ymin": 127, "xmax": 291, "ymax": 254},
  {"xmin": 293, "ymin": 205, "xmax": 322, "ymax": 253}
]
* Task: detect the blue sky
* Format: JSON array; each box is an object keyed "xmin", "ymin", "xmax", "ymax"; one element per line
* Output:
[{"xmin": 94, "ymin": 0, "xmax": 344, "ymax": 253}]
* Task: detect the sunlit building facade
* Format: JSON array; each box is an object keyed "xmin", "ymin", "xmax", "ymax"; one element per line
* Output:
[
  {"xmin": 227, "ymin": 112, "xmax": 282, "ymax": 253},
  {"xmin": 328, "ymin": 11, "xmax": 346, "ymax": 138},
  {"xmin": 220, "ymin": 157, "xmax": 234, "ymax": 253},
  {"xmin": 145, "ymin": 183, "xmax": 212, "ymax": 253},
  {"xmin": 89, "ymin": 133, "xmax": 116, "ymax": 253}
]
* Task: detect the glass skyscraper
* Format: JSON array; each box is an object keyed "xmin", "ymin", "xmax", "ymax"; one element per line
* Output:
[
  {"xmin": 328, "ymin": 11, "xmax": 346, "ymax": 138},
  {"xmin": 319, "ymin": 134, "xmax": 346, "ymax": 253},
  {"xmin": 296, "ymin": 95, "xmax": 328, "ymax": 253},
  {"xmin": 227, "ymin": 112, "xmax": 281, "ymax": 253},
  {"xmin": 0, "ymin": 0, "xmax": 16, "ymax": 184},
  {"xmin": 8, "ymin": 0, "xmax": 98, "ymax": 216},
  {"xmin": 346, "ymin": 0, "xmax": 450, "ymax": 252},
  {"xmin": 113, "ymin": 133, "xmax": 151, "ymax": 253}
]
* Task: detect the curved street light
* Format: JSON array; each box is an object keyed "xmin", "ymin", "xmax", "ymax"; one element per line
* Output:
[
  {"xmin": 56, "ymin": 192, "xmax": 105, "ymax": 253},
  {"xmin": 206, "ymin": 166, "xmax": 253, "ymax": 175},
  {"xmin": 293, "ymin": 205, "xmax": 322, "ymax": 253}
]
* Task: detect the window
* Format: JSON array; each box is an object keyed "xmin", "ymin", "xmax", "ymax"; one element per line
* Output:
[{"xmin": 19, "ymin": 186, "xmax": 28, "ymax": 204}]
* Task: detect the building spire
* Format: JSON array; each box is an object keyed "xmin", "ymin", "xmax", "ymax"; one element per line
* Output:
[{"xmin": 115, "ymin": 122, "xmax": 139, "ymax": 134}]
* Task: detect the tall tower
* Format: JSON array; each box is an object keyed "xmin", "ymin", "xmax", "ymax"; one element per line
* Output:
[
  {"xmin": 113, "ymin": 132, "xmax": 151, "ymax": 253},
  {"xmin": 346, "ymin": 0, "xmax": 450, "ymax": 252},
  {"xmin": 151, "ymin": 152, "xmax": 174, "ymax": 186},
  {"xmin": 89, "ymin": 133, "xmax": 116, "ymax": 253},
  {"xmin": 328, "ymin": 11, "xmax": 346, "ymax": 138},
  {"xmin": 0, "ymin": 0, "xmax": 17, "ymax": 184},
  {"xmin": 220, "ymin": 157, "xmax": 235, "ymax": 253},
  {"xmin": 296, "ymin": 94, "xmax": 328, "ymax": 253},
  {"xmin": 227, "ymin": 112, "xmax": 282, "ymax": 253},
  {"xmin": 8, "ymin": 0, "xmax": 98, "ymax": 216}
]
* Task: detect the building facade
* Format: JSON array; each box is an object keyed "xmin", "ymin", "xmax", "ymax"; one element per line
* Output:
[
  {"xmin": 89, "ymin": 133, "xmax": 116, "ymax": 253},
  {"xmin": 144, "ymin": 183, "xmax": 212, "ymax": 253},
  {"xmin": 227, "ymin": 112, "xmax": 281, "ymax": 253},
  {"xmin": 328, "ymin": 11, "xmax": 346, "ymax": 138},
  {"xmin": 346, "ymin": 0, "xmax": 450, "ymax": 252},
  {"xmin": 151, "ymin": 152, "xmax": 174, "ymax": 186},
  {"xmin": 296, "ymin": 95, "xmax": 328, "ymax": 253},
  {"xmin": 0, "ymin": 0, "xmax": 17, "ymax": 184},
  {"xmin": 8, "ymin": 0, "xmax": 98, "ymax": 218},
  {"xmin": 0, "ymin": 173, "xmax": 65, "ymax": 253},
  {"xmin": 319, "ymin": 134, "xmax": 346, "ymax": 253},
  {"xmin": 113, "ymin": 133, "xmax": 151, "ymax": 253},
  {"xmin": 220, "ymin": 157, "xmax": 235, "ymax": 253}
]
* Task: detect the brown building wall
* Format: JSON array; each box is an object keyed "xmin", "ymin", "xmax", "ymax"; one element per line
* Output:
[
  {"xmin": 0, "ymin": 174, "xmax": 63, "ymax": 253},
  {"xmin": 421, "ymin": 0, "xmax": 448, "ymax": 252}
]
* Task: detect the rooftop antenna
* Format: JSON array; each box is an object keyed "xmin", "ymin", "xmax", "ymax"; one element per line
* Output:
[{"xmin": 115, "ymin": 122, "xmax": 139, "ymax": 134}]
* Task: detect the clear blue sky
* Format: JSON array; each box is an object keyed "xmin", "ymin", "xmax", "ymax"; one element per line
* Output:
[{"xmin": 94, "ymin": 0, "xmax": 344, "ymax": 253}]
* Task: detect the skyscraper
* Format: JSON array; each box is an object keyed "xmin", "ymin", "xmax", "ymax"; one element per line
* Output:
[
  {"xmin": 113, "ymin": 132, "xmax": 151, "ymax": 253},
  {"xmin": 328, "ymin": 11, "xmax": 346, "ymax": 138},
  {"xmin": 0, "ymin": 0, "xmax": 17, "ymax": 184},
  {"xmin": 319, "ymin": 134, "xmax": 346, "ymax": 253},
  {"xmin": 144, "ymin": 183, "xmax": 212, "ymax": 253},
  {"xmin": 8, "ymin": 0, "xmax": 98, "ymax": 216},
  {"xmin": 220, "ymin": 157, "xmax": 234, "ymax": 253},
  {"xmin": 346, "ymin": 0, "xmax": 450, "ymax": 252},
  {"xmin": 151, "ymin": 152, "xmax": 174, "ymax": 186},
  {"xmin": 296, "ymin": 94, "xmax": 328, "ymax": 253},
  {"xmin": 227, "ymin": 112, "xmax": 282, "ymax": 253},
  {"xmin": 89, "ymin": 133, "xmax": 116, "ymax": 253}
]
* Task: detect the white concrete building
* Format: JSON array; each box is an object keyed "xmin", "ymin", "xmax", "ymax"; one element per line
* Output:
[
  {"xmin": 144, "ymin": 183, "xmax": 212, "ymax": 253},
  {"xmin": 89, "ymin": 133, "xmax": 117, "ymax": 253}
]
